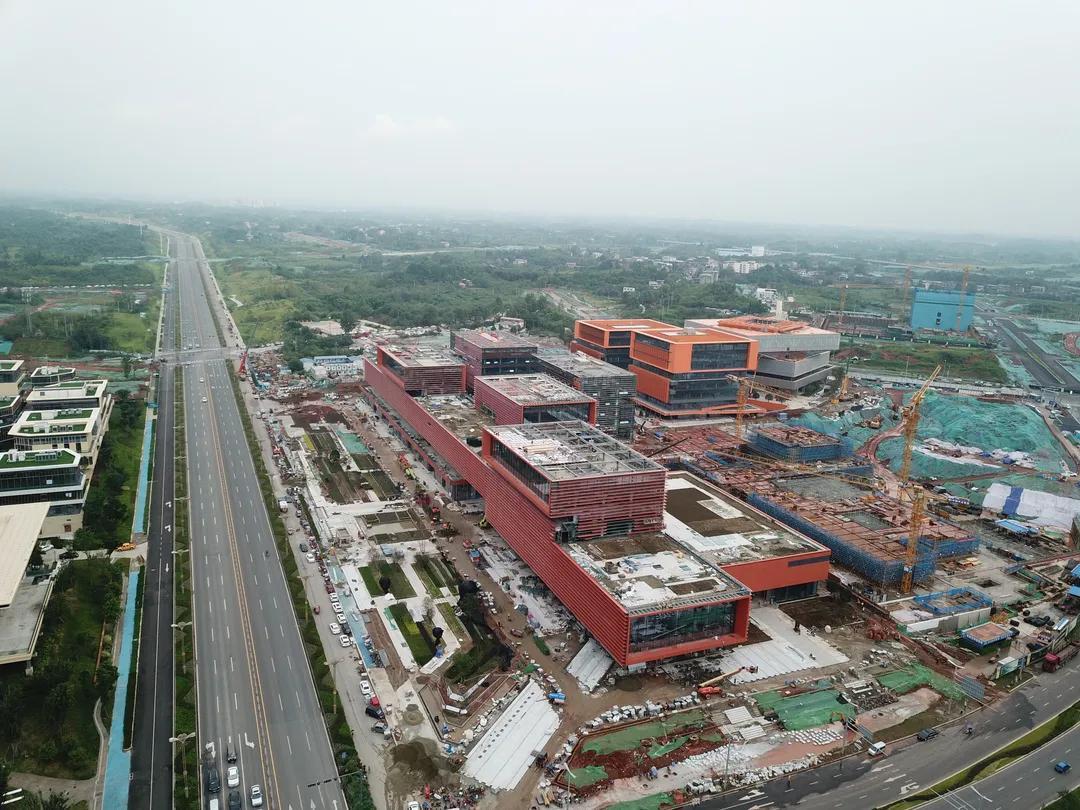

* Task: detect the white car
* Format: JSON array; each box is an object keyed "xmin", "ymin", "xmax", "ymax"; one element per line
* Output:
[
  {"xmin": 199, "ymin": 377, "xmax": 205, "ymax": 383},
  {"xmin": 339, "ymin": 635, "xmax": 352, "ymax": 647},
  {"xmin": 305, "ymin": 553, "xmax": 315, "ymax": 563},
  {"xmin": 249, "ymin": 785, "xmax": 264, "ymax": 807},
  {"xmin": 202, "ymin": 397, "xmax": 208, "ymax": 403},
  {"xmin": 359, "ymin": 680, "xmax": 373, "ymax": 697},
  {"xmin": 407, "ymin": 802, "xmax": 421, "ymax": 810},
  {"xmin": 335, "ymin": 611, "xmax": 347, "ymax": 624},
  {"xmin": 329, "ymin": 622, "xmax": 341, "ymax": 635},
  {"xmin": 226, "ymin": 765, "xmax": 240, "ymax": 788}
]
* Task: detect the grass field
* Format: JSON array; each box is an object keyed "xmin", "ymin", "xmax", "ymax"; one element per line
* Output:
[
  {"xmin": 413, "ymin": 555, "xmax": 457, "ymax": 598},
  {"xmin": 105, "ymin": 311, "xmax": 157, "ymax": 354},
  {"xmin": 358, "ymin": 561, "xmax": 416, "ymax": 599},
  {"xmin": 837, "ymin": 341, "xmax": 1008, "ymax": 383},
  {"xmin": 387, "ymin": 602, "xmax": 434, "ymax": 665}
]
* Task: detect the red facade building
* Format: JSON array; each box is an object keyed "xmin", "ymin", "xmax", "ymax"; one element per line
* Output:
[{"xmin": 473, "ymin": 374, "xmax": 597, "ymax": 426}]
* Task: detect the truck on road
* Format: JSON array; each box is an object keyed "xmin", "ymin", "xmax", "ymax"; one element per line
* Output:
[{"xmin": 1043, "ymin": 644, "xmax": 1077, "ymax": 672}]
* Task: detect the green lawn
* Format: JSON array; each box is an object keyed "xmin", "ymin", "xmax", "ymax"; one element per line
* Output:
[
  {"xmin": 0, "ymin": 558, "xmax": 123, "ymax": 778},
  {"xmin": 436, "ymin": 602, "xmax": 466, "ymax": 637},
  {"xmin": 105, "ymin": 311, "xmax": 156, "ymax": 354},
  {"xmin": 11, "ymin": 336, "xmax": 69, "ymax": 358},
  {"xmin": 387, "ymin": 602, "xmax": 434, "ymax": 665},
  {"xmin": 413, "ymin": 555, "xmax": 457, "ymax": 598},
  {"xmin": 838, "ymin": 341, "xmax": 1008, "ymax": 383},
  {"xmin": 358, "ymin": 561, "xmax": 416, "ymax": 599}
]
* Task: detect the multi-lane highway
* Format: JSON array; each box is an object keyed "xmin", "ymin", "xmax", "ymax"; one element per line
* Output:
[
  {"xmin": 134, "ymin": 232, "xmax": 344, "ymax": 810},
  {"xmin": 129, "ymin": 239, "xmax": 179, "ymax": 810}
]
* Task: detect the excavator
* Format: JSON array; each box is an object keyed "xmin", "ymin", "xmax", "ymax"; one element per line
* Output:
[{"xmin": 696, "ymin": 665, "xmax": 758, "ymax": 697}]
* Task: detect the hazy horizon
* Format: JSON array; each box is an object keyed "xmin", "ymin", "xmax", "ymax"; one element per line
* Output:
[{"xmin": 2, "ymin": 1, "xmax": 1078, "ymax": 238}]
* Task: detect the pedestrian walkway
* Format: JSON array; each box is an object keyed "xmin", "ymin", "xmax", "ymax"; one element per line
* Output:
[
  {"xmin": 131, "ymin": 410, "xmax": 155, "ymax": 535},
  {"xmin": 102, "ymin": 568, "xmax": 140, "ymax": 810}
]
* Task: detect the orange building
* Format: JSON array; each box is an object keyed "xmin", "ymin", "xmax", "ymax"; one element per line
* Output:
[{"xmin": 571, "ymin": 318, "xmax": 675, "ymax": 368}]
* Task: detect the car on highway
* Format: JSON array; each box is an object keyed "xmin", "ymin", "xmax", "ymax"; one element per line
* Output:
[
  {"xmin": 249, "ymin": 785, "xmax": 264, "ymax": 807},
  {"xmin": 226, "ymin": 764, "xmax": 239, "ymax": 788},
  {"xmin": 202, "ymin": 397, "xmax": 208, "ymax": 403},
  {"xmin": 340, "ymin": 635, "xmax": 352, "ymax": 647},
  {"xmin": 200, "ymin": 377, "xmax": 205, "ymax": 383},
  {"xmin": 206, "ymin": 764, "xmax": 221, "ymax": 794},
  {"xmin": 916, "ymin": 728, "xmax": 939, "ymax": 741},
  {"xmin": 329, "ymin": 622, "xmax": 341, "ymax": 635},
  {"xmin": 227, "ymin": 791, "xmax": 241, "ymax": 810},
  {"xmin": 1055, "ymin": 761, "xmax": 1071, "ymax": 774},
  {"xmin": 360, "ymin": 680, "xmax": 372, "ymax": 697}
]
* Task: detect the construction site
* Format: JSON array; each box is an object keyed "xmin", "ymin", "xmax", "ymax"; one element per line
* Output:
[{"xmin": 234, "ymin": 305, "xmax": 1080, "ymax": 810}]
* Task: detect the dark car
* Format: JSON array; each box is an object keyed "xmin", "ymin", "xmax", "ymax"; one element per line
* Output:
[
  {"xmin": 916, "ymin": 728, "xmax": 939, "ymax": 741},
  {"xmin": 365, "ymin": 705, "xmax": 385, "ymax": 720},
  {"xmin": 227, "ymin": 790, "xmax": 242, "ymax": 810},
  {"xmin": 1055, "ymin": 761, "xmax": 1071, "ymax": 774},
  {"xmin": 205, "ymin": 764, "xmax": 221, "ymax": 794}
]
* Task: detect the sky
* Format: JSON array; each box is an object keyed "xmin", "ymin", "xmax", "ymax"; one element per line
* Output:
[{"xmin": 1, "ymin": 1, "xmax": 1078, "ymax": 236}]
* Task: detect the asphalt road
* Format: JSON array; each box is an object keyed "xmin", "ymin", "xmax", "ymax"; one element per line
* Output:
[
  {"xmin": 168, "ymin": 232, "xmax": 345, "ymax": 810},
  {"xmin": 698, "ymin": 663, "xmax": 1080, "ymax": 810},
  {"xmin": 994, "ymin": 318, "xmax": 1080, "ymax": 391},
  {"xmin": 128, "ymin": 235, "xmax": 180, "ymax": 810}
]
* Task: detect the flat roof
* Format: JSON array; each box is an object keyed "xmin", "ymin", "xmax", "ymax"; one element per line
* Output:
[
  {"xmin": 416, "ymin": 394, "xmax": 493, "ymax": 450},
  {"xmin": 754, "ymin": 426, "xmax": 843, "ymax": 448},
  {"xmin": 577, "ymin": 318, "xmax": 674, "ymax": 332},
  {"xmin": 29, "ymin": 365, "xmax": 75, "ymax": 377},
  {"xmin": 663, "ymin": 473, "xmax": 825, "ymax": 564},
  {"xmin": 566, "ymin": 529, "xmax": 751, "ymax": 613},
  {"xmin": 633, "ymin": 325, "xmax": 751, "ymax": 345},
  {"xmin": 380, "ymin": 342, "xmax": 463, "ymax": 368},
  {"xmin": 689, "ymin": 315, "xmax": 836, "ymax": 338},
  {"xmin": 534, "ymin": 348, "xmax": 636, "ymax": 379},
  {"xmin": 453, "ymin": 329, "xmax": 538, "ymax": 350},
  {"xmin": 474, "ymin": 374, "xmax": 592, "ymax": 406},
  {"xmin": 0, "ymin": 502, "xmax": 49, "ymax": 607},
  {"xmin": 485, "ymin": 421, "xmax": 664, "ymax": 481},
  {"xmin": 0, "ymin": 360, "xmax": 23, "ymax": 371},
  {"xmin": 0, "ymin": 448, "xmax": 80, "ymax": 470},
  {"xmin": 12, "ymin": 406, "xmax": 100, "ymax": 436}
]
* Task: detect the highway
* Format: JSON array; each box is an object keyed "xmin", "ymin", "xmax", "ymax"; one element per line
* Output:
[
  {"xmin": 993, "ymin": 317, "xmax": 1080, "ymax": 391},
  {"xmin": 128, "ymin": 238, "xmax": 179, "ymax": 810},
  {"xmin": 172, "ymin": 232, "xmax": 345, "ymax": 810},
  {"xmin": 699, "ymin": 662, "xmax": 1080, "ymax": 810}
]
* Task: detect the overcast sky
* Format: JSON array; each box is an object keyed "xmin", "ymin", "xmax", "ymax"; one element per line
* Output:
[{"xmin": 1, "ymin": 1, "xmax": 1077, "ymax": 236}]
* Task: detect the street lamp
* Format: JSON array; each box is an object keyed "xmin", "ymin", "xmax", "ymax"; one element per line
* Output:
[{"xmin": 169, "ymin": 732, "xmax": 197, "ymax": 797}]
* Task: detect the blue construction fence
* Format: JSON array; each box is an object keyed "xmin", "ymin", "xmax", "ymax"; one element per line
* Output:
[
  {"xmin": 747, "ymin": 493, "xmax": 937, "ymax": 585},
  {"xmin": 747, "ymin": 430, "xmax": 853, "ymax": 462},
  {"xmin": 913, "ymin": 586, "xmax": 993, "ymax": 616}
]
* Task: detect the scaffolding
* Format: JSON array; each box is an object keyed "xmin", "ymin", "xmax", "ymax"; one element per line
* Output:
[
  {"xmin": 748, "ymin": 426, "xmax": 852, "ymax": 463},
  {"xmin": 913, "ymin": 587, "xmax": 993, "ymax": 616}
]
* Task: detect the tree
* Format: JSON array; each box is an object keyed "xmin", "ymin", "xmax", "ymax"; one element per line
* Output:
[
  {"xmin": 121, "ymin": 355, "xmax": 133, "ymax": 378},
  {"xmin": 37, "ymin": 791, "xmax": 73, "ymax": 810},
  {"xmin": 338, "ymin": 311, "xmax": 358, "ymax": 335}
]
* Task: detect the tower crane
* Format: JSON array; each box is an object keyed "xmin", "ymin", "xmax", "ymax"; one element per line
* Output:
[
  {"xmin": 728, "ymin": 375, "xmax": 790, "ymax": 443},
  {"xmin": 898, "ymin": 365, "xmax": 942, "ymax": 486},
  {"xmin": 954, "ymin": 265, "xmax": 972, "ymax": 333},
  {"xmin": 897, "ymin": 365, "xmax": 941, "ymax": 593}
]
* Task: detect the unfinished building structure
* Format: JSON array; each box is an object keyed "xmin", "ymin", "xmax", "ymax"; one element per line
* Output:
[
  {"xmin": 473, "ymin": 374, "xmax": 597, "ymax": 426},
  {"xmin": 375, "ymin": 343, "xmax": 467, "ymax": 396},
  {"xmin": 451, "ymin": 329, "xmax": 539, "ymax": 390},
  {"xmin": 747, "ymin": 426, "xmax": 851, "ymax": 463},
  {"xmin": 535, "ymin": 348, "xmax": 637, "ymax": 439}
]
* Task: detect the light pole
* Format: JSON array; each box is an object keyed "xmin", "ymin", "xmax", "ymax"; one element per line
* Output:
[
  {"xmin": 169, "ymin": 732, "xmax": 197, "ymax": 797},
  {"xmin": 172, "ymin": 621, "xmax": 192, "ymax": 673}
]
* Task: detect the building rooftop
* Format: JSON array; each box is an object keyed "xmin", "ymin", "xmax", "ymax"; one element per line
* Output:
[
  {"xmin": 380, "ymin": 342, "xmax": 463, "ymax": 368},
  {"xmin": 0, "ymin": 502, "xmax": 49, "ymax": 608},
  {"xmin": 0, "ymin": 449, "xmax": 80, "ymax": 470},
  {"xmin": 565, "ymin": 529, "xmax": 751, "ymax": 614},
  {"xmin": 534, "ymin": 348, "xmax": 636, "ymax": 379},
  {"xmin": 576, "ymin": 318, "xmax": 674, "ymax": 332},
  {"xmin": 11, "ymin": 407, "xmax": 99, "ymax": 436},
  {"xmin": 632, "ymin": 325, "xmax": 750, "ymax": 344},
  {"xmin": 29, "ymin": 365, "xmax": 75, "ymax": 378},
  {"xmin": 485, "ymin": 421, "xmax": 664, "ymax": 481},
  {"xmin": 753, "ymin": 426, "xmax": 843, "ymax": 449},
  {"xmin": 416, "ymin": 394, "xmax": 494, "ymax": 450},
  {"xmin": 663, "ymin": 473, "xmax": 825, "ymax": 565},
  {"xmin": 0, "ymin": 360, "xmax": 23, "ymax": 371},
  {"xmin": 474, "ymin": 374, "xmax": 592, "ymax": 406},
  {"xmin": 0, "ymin": 396, "xmax": 18, "ymax": 411},
  {"xmin": 689, "ymin": 315, "xmax": 836, "ymax": 338},
  {"xmin": 453, "ymin": 329, "xmax": 538, "ymax": 350}
]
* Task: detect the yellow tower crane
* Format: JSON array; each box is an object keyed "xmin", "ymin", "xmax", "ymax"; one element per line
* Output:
[
  {"xmin": 901, "ymin": 489, "xmax": 926, "ymax": 594},
  {"xmin": 898, "ymin": 365, "xmax": 942, "ymax": 486},
  {"xmin": 729, "ymin": 375, "xmax": 790, "ymax": 443},
  {"xmin": 954, "ymin": 265, "xmax": 972, "ymax": 333}
]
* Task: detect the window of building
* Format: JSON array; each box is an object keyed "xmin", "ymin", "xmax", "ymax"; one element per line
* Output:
[{"xmin": 629, "ymin": 602, "xmax": 736, "ymax": 652}]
